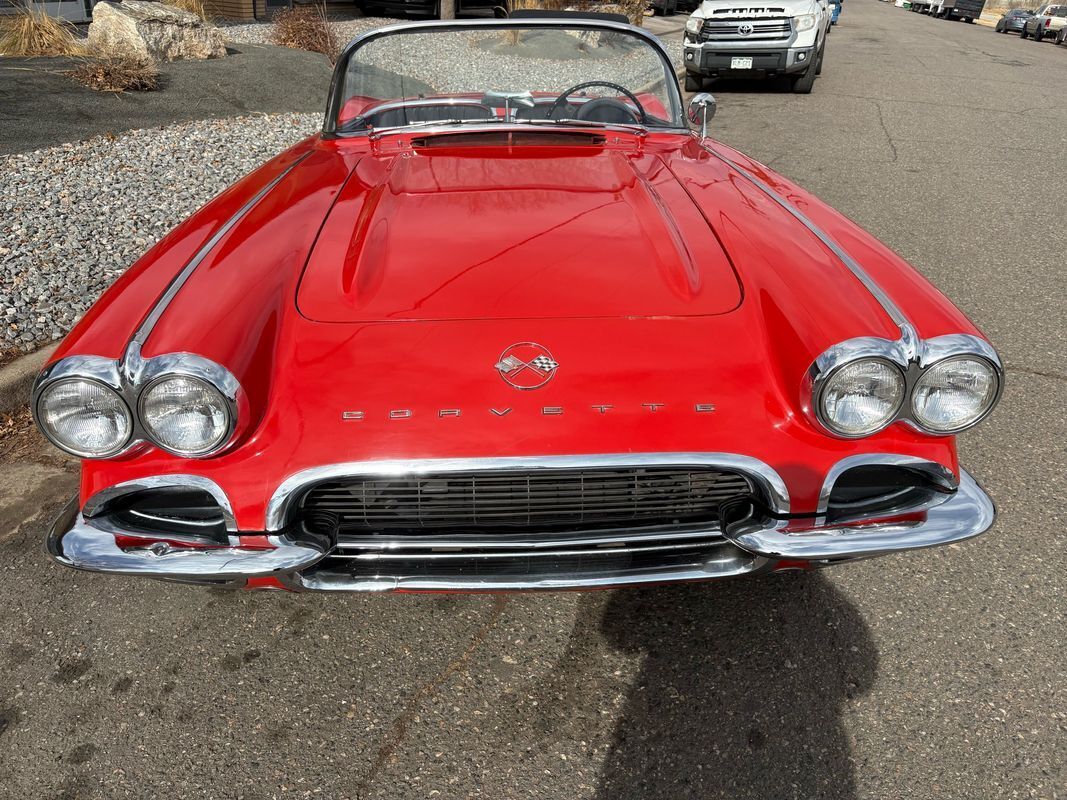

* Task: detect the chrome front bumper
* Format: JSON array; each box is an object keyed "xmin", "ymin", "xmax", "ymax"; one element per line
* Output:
[
  {"xmin": 47, "ymin": 501, "xmax": 327, "ymax": 583},
  {"xmin": 47, "ymin": 467, "xmax": 995, "ymax": 591},
  {"xmin": 721, "ymin": 469, "xmax": 994, "ymax": 560}
]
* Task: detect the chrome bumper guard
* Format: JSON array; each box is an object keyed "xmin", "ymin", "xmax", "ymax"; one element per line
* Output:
[
  {"xmin": 721, "ymin": 469, "xmax": 994, "ymax": 561},
  {"xmin": 47, "ymin": 499, "xmax": 327, "ymax": 583},
  {"xmin": 47, "ymin": 467, "xmax": 995, "ymax": 590}
]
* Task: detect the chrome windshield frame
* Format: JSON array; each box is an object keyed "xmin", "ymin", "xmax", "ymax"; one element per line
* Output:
[{"xmin": 322, "ymin": 18, "xmax": 687, "ymax": 137}]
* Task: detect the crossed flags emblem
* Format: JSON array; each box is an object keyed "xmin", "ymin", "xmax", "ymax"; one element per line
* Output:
[{"xmin": 495, "ymin": 353, "xmax": 559, "ymax": 377}]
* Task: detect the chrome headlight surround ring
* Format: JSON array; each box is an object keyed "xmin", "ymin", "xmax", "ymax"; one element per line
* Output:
[
  {"xmin": 32, "ymin": 359, "xmax": 135, "ymax": 459},
  {"xmin": 905, "ymin": 335, "xmax": 1004, "ymax": 436},
  {"xmin": 134, "ymin": 353, "xmax": 241, "ymax": 458},
  {"xmin": 32, "ymin": 351, "xmax": 244, "ymax": 460},
  {"xmin": 806, "ymin": 332, "xmax": 1004, "ymax": 439},
  {"xmin": 805, "ymin": 336, "xmax": 911, "ymax": 440}
]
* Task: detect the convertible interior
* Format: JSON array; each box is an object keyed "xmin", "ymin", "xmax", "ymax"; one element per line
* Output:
[{"xmin": 347, "ymin": 87, "xmax": 647, "ymax": 131}]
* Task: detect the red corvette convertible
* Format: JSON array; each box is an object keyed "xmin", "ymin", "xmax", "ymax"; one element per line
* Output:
[{"xmin": 34, "ymin": 18, "xmax": 1001, "ymax": 592}]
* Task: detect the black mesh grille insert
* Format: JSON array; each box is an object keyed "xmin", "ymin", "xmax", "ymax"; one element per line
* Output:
[{"xmin": 297, "ymin": 467, "xmax": 753, "ymax": 535}]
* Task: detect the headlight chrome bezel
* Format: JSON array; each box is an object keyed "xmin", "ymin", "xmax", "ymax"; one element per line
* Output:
[
  {"xmin": 135, "ymin": 353, "xmax": 240, "ymax": 457},
  {"xmin": 815, "ymin": 356, "xmax": 907, "ymax": 438},
  {"xmin": 909, "ymin": 353, "xmax": 1001, "ymax": 435},
  {"xmin": 32, "ymin": 351, "xmax": 242, "ymax": 460},
  {"xmin": 807, "ymin": 333, "xmax": 1003, "ymax": 439},
  {"xmin": 35, "ymin": 373, "xmax": 134, "ymax": 459}
]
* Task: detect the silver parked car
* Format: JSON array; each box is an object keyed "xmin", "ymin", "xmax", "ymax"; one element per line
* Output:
[{"xmin": 994, "ymin": 8, "xmax": 1034, "ymax": 32}]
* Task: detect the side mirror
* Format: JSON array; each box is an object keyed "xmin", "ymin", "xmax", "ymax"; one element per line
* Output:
[{"xmin": 687, "ymin": 93, "xmax": 717, "ymax": 137}]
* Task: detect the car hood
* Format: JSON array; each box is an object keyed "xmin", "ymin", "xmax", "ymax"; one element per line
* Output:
[{"xmin": 296, "ymin": 147, "xmax": 744, "ymax": 322}]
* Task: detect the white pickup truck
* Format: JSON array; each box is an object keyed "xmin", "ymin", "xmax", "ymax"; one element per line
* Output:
[
  {"xmin": 682, "ymin": 0, "xmax": 831, "ymax": 94},
  {"xmin": 1021, "ymin": 3, "xmax": 1067, "ymax": 41}
]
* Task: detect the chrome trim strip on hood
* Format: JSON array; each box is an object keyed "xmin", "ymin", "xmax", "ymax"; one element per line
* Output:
[
  {"xmin": 125, "ymin": 152, "xmax": 311, "ymax": 354},
  {"xmin": 701, "ymin": 143, "xmax": 916, "ymax": 344}
]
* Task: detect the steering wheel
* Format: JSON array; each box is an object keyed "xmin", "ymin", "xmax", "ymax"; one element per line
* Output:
[{"xmin": 547, "ymin": 81, "xmax": 648, "ymax": 124}]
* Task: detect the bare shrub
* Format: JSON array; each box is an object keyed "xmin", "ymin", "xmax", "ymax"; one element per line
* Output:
[
  {"xmin": 0, "ymin": 6, "xmax": 85, "ymax": 57},
  {"xmin": 271, "ymin": 2, "xmax": 339, "ymax": 63},
  {"xmin": 68, "ymin": 53, "xmax": 160, "ymax": 92}
]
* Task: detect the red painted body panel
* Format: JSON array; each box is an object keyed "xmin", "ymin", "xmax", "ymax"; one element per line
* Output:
[
  {"xmin": 297, "ymin": 146, "xmax": 743, "ymax": 322},
  {"xmin": 53, "ymin": 129, "xmax": 979, "ymax": 530},
  {"xmin": 707, "ymin": 142, "xmax": 985, "ymax": 341}
]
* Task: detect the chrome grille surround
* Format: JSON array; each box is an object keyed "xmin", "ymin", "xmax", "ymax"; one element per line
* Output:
[
  {"xmin": 700, "ymin": 18, "xmax": 793, "ymax": 40},
  {"xmin": 266, "ymin": 454, "xmax": 789, "ymax": 592},
  {"xmin": 267, "ymin": 454, "xmax": 791, "ymax": 530}
]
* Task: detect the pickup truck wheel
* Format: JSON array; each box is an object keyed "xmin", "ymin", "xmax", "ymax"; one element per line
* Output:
[
  {"xmin": 790, "ymin": 58, "xmax": 817, "ymax": 94},
  {"xmin": 685, "ymin": 72, "xmax": 704, "ymax": 92},
  {"xmin": 1020, "ymin": 26, "xmax": 1029, "ymax": 38},
  {"xmin": 1034, "ymin": 28, "xmax": 1044, "ymax": 41},
  {"xmin": 815, "ymin": 44, "xmax": 825, "ymax": 75}
]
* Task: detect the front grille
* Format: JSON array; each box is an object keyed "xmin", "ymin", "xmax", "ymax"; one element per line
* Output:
[
  {"xmin": 287, "ymin": 462, "xmax": 764, "ymax": 590},
  {"xmin": 297, "ymin": 466, "xmax": 753, "ymax": 536},
  {"xmin": 701, "ymin": 18, "xmax": 793, "ymax": 40}
]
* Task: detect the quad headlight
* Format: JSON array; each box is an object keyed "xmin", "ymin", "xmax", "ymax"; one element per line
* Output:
[
  {"xmin": 36, "ymin": 378, "xmax": 133, "ymax": 458},
  {"xmin": 139, "ymin": 374, "xmax": 233, "ymax": 456},
  {"xmin": 809, "ymin": 335, "xmax": 1002, "ymax": 439},
  {"xmin": 911, "ymin": 356, "xmax": 999, "ymax": 433},
  {"xmin": 33, "ymin": 353, "xmax": 240, "ymax": 460},
  {"xmin": 818, "ymin": 358, "xmax": 906, "ymax": 437}
]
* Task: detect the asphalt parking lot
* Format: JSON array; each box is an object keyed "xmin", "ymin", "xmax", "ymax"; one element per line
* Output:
[{"xmin": 0, "ymin": 2, "xmax": 1064, "ymax": 798}]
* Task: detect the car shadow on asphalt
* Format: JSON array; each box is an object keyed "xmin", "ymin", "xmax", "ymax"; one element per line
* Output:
[{"xmin": 587, "ymin": 573, "xmax": 878, "ymax": 799}]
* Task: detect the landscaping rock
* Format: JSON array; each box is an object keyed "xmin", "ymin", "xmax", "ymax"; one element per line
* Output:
[{"xmin": 87, "ymin": 0, "xmax": 227, "ymax": 62}]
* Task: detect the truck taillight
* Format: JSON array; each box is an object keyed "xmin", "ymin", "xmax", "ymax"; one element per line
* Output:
[{"xmin": 1046, "ymin": 18, "xmax": 1051, "ymax": 26}]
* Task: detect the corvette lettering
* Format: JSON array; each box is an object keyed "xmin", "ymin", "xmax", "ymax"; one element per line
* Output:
[{"xmin": 342, "ymin": 404, "xmax": 716, "ymax": 420}]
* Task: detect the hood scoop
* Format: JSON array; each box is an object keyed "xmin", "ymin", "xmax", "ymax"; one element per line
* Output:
[
  {"xmin": 411, "ymin": 130, "xmax": 606, "ymax": 148},
  {"xmin": 297, "ymin": 149, "xmax": 743, "ymax": 323}
]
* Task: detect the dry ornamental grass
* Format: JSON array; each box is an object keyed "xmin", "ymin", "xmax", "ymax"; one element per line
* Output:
[
  {"xmin": 508, "ymin": 0, "xmax": 647, "ymax": 25},
  {"xmin": 67, "ymin": 54, "xmax": 161, "ymax": 93},
  {"xmin": 160, "ymin": 0, "xmax": 210, "ymax": 21},
  {"xmin": 0, "ymin": 7, "xmax": 85, "ymax": 57},
  {"xmin": 270, "ymin": 2, "xmax": 339, "ymax": 63}
]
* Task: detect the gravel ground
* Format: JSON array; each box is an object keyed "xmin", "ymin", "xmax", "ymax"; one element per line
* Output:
[
  {"xmin": 219, "ymin": 15, "xmax": 396, "ymax": 46},
  {"xmin": 354, "ymin": 29, "xmax": 674, "ymax": 96},
  {"xmin": 0, "ymin": 23, "xmax": 679, "ymax": 351},
  {"xmin": 222, "ymin": 17, "xmax": 684, "ymax": 82},
  {"xmin": 0, "ymin": 113, "xmax": 318, "ymax": 348}
]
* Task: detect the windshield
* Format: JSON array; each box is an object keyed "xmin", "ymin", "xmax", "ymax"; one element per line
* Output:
[{"xmin": 327, "ymin": 21, "xmax": 684, "ymax": 135}]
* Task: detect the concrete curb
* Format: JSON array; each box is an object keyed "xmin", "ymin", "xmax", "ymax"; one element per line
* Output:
[{"xmin": 0, "ymin": 344, "xmax": 56, "ymax": 415}]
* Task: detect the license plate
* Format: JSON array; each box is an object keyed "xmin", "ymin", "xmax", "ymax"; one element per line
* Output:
[{"xmin": 730, "ymin": 57, "xmax": 754, "ymax": 69}]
